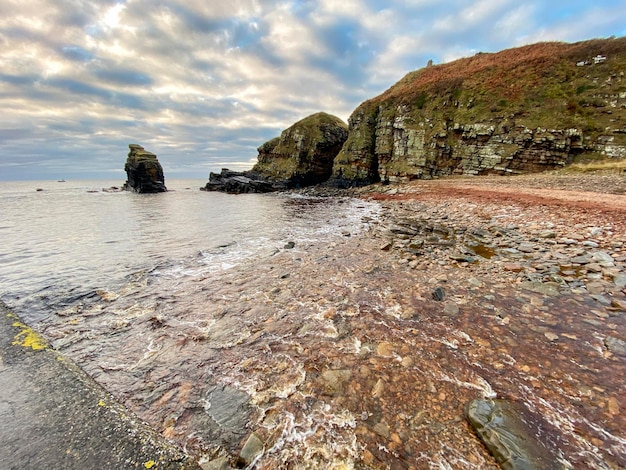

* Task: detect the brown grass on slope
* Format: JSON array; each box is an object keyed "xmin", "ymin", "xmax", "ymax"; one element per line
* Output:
[{"xmin": 372, "ymin": 36, "xmax": 626, "ymax": 103}]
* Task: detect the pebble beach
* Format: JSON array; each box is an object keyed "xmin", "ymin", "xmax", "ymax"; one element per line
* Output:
[{"xmin": 38, "ymin": 172, "xmax": 626, "ymax": 469}]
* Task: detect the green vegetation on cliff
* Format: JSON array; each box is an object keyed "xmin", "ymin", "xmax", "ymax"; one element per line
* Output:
[
  {"xmin": 331, "ymin": 37, "xmax": 626, "ymax": 186},
  {"xmin": 253, "ymin": 112, "xmax": 348, "ymax": 186},
  {"xmin": 375, "ymin": 38, "xmax": 626, "ymax": 133}
]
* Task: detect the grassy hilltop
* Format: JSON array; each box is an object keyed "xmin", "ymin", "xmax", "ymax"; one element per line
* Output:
[{"xmin": 331, "ymin": 37, "xmax": 626, "ymax": 185}]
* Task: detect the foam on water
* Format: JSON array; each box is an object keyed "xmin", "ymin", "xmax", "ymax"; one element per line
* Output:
[{"xmin": 0, "ymin": 180, "xmax": 381, "ymax": 321}]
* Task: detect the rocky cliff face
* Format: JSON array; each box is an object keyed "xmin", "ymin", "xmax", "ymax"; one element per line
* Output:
[
  {"xmin": 204, "ymin": 112, "xmax": 348, "ymax": 193},
  {"xmin": 330, "ymin": 37, "xmax": 626, "ymax": 186},
  {"xmin": 123, "ymin": 144, "xmax": 167, "ymax": 193},
  {"xmin": 253, "ymin": 112, "xmax": 348, "ymax": 186}
]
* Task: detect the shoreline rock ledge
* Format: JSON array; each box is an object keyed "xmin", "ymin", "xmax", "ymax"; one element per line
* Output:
[
  {"xmin": 123, "ymin": 144, "xmax": 167, "ymax": 193},
  {"xmin": 465, "ymin": 399, "xmax": 558, "ymax": 470},
  {"xmin": 202, "ymin": 112, "xmax": 348, "ymax": 193}
]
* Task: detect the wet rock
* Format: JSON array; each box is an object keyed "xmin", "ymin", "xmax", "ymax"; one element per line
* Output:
[
  {"xmin": 585, "ymin": 263, "xmax": 603, "ymax": 273},
  {"xmin": 539, "ymin": 230, "xmax": 557, "ymax": 239},
  {"xmin": 586, "ymin": 281, "xmax": 606, "ymax": 294},
  {"xmin": 450, "ymin": 254, "xmax": 477, "ymax": 263},
  {"xmin": 591, "ymin": 251, "xmax": 615, "ymax": 267},
  {"xmin": 518, "ymin": 244, "xmax": 536, "ymax": 253},
  {"xmin": 520, "ymin": 281, "xmax": 560, "ymax": 297},
  {"xmin": 607, "ymin": 397, "xmax": 620, "ymax": 416},
  {"xmin": 371, "ymin": 379, "xmax": 385, "ymax": 398},
  {"xmin": 237, "ymin": 432, "xmax": 264, "ymax": 467},
  {"xmin": 604, "ymin": 336, "xmax": 626, "ymax": 355},
  {"xmin": 319, "ymin": 369, "xmax": 352, "ymax": 395},
  {"xmin": 613, "ymin": 273, "xmax": 626, "ymax": 289},
  {"xmin": 200, "ymin": 457, "xmax": 232, "ymax": 470},
  {"xmin": 376, "ymin": 342, "xmax": 394, "ymax": 357},
  {"xmin": 465, "ymin": 399, "xmax": 557, "ymax": 470},
  {"xmin": 582, "ymin": 241, "xmax": 599, "ymax": 248},
  {"xmin": 123, "ymin": 144, "xmax": 167, "ymax": 193},
  {"xmin": 611, "ymin": 298, "xmax": 626, "ymax": 311},
  {"xmin": 401, "ymin": 356, "xmax": 414, "ymax": 368},
  {"xmin": 203, "ymin": 385, "xmax": 251, "ymax": 437},
  {"xmin": 544, "ymin": 332, "xmax": 559, "ymax": 342},
  {"xmin": 442, "ymin": 302, "xmax": 460, "ymax": 317},
  {"xmin": 591, "ymin": 294, "xmax": 611, "ymax": 306},
  {"xmin": 202, "ymin": 169, "xmax": 274, "ymax": 194},
  {"xmin": 432, "ymin": 287, "xmax": 446, "ymax": 301},
  {"xmin": 373, "ymin": 422, "xmax": 390, "ymax": 439},
  {"xmin": 503, "ymin": 263, "xmax": 523, "ymax": 273}
]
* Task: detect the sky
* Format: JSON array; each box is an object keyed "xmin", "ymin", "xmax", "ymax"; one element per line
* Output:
[{"xmin": 1, "ymin": 1, "xmax": 625, "ymax": 181}]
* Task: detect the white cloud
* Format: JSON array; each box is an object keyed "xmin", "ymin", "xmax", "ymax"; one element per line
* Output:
[{"xmin": 0, "ymin": 0, "xmax": 625, "ymax": 179}]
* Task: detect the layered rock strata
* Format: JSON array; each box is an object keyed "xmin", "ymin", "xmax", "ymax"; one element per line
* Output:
[
  {"xmin": 204, "ymin": 112, "xmax": 348, "ymax": 193},
  {"xmin": 330, "ymin": 37, "xmax": 626, "ymax": 187},
  {"xmin": 123, "ymin": 144, "xmax": 167, "ymax": 193},
  {"xmin": 202, "ymin": 169, "xmax": 274, "ymax": 194}
]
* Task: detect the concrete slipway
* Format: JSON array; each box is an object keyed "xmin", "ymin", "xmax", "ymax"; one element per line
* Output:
[{"xmin": 0, "ymin": 301, "xmax": 200, "ymax": 470}]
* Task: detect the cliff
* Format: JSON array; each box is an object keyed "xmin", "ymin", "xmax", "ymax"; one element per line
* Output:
[
  {"xmin": 123, "ymin": 144, "xmax": 167, "ymax": 193},
  {"xmin": 252, "ymin": 112, "xmax": 348, "ymax": 186},
  {"xmin": 204, "ymin": 112, "xmax": 348, "ymax": 193},
  {"xmin": 330, "ymin": 37, "xmax": 626, "ymax": 186}
]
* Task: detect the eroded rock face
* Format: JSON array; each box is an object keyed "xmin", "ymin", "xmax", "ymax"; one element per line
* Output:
[
  {"xmin": 204, "ymin": 112, "xmax": 348, "ymax": 193},
  {"xmin": 330, "ymin": 37, "xmax": 626, "ymax": 187},
  {"xmin": 330, "ymin": 107, "xmax": 589, "ymax": 187},
  {"xmin": 123, "ymin": 144, "xmax": 167, "ymax": 193},
  {"xmin": 253, "ymin": 112, "xmax": 348, "ymax": 186}
]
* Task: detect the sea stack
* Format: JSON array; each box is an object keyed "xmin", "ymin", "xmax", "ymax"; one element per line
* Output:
[{"xmin": 123, "ymin": 144, "xmax": 167, "ymax": 193}]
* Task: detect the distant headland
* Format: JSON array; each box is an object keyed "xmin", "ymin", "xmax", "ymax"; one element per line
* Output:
[{"xmin": 202, "ymin": 36, "xmax": 626, "ymax": 193}]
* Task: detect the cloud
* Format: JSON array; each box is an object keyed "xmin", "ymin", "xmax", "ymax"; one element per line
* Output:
[{"xmin": 0, "ymin": 0, "xmax": 625, "ymax": 180}]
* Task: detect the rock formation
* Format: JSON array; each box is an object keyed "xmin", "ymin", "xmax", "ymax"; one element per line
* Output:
[
  {"xmin": 203, "ymin": 112, "xmax": 348, "ymax": 193},
  {"xmin": 329, "ymin": 37, "xmax": 626, "ymax": 187},
  {"xmin": 123, "ymin": 144, "xmax": 167, "ymax": 193},
  {"xmin": 253, "ymin": 112, "xmax": 349, "ymax": 186},
  {"xmin": 465, "ymin": 399, "xmax": 557, "ymax": 470},
  {"xmin": 202, "ymin": 169, "xmax": 274, "ymax": 193}
]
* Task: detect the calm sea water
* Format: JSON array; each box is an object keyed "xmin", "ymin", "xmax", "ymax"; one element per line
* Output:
[{"xmin": 0, "ymin": 179, "xmax": 380, "ymax": 322}]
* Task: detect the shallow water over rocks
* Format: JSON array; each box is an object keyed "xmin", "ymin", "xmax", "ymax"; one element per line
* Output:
[{"xmin": 20, "ymin": 179, "xmax": 625, "ymax": 469}]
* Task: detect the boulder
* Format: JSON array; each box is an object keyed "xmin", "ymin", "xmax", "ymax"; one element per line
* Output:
[
  {"xmin": 203, "ymin": 112, "xmax": 348, "ymax": 193},
  {"xmin": 123, "ymin": 144, "xmax": 167, "ymax": 193},
  {"xmin": 465, "ymin": 399, "xmax": 557, "ymax": 470}
]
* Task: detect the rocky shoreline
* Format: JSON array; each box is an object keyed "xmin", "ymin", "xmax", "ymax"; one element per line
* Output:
[
  {"xmin": 37, "ymin": 172, "xmax": 625, "ymax": 469},
  {"xmin": 280, "ymin": 172, "xmax": 626, "ymax": 468}
]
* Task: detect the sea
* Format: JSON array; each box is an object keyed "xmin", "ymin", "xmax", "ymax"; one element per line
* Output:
[
  {"xmin": 0, "ymin": 178, "xmax": 395, "ymax": 465},
  {"xmin": 3, "ymin": 179, "xmax": 623, "ymax": 468},
  {"xmin": 0, "ymin": 179, "xmax": 380, "ymax": 323}
]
